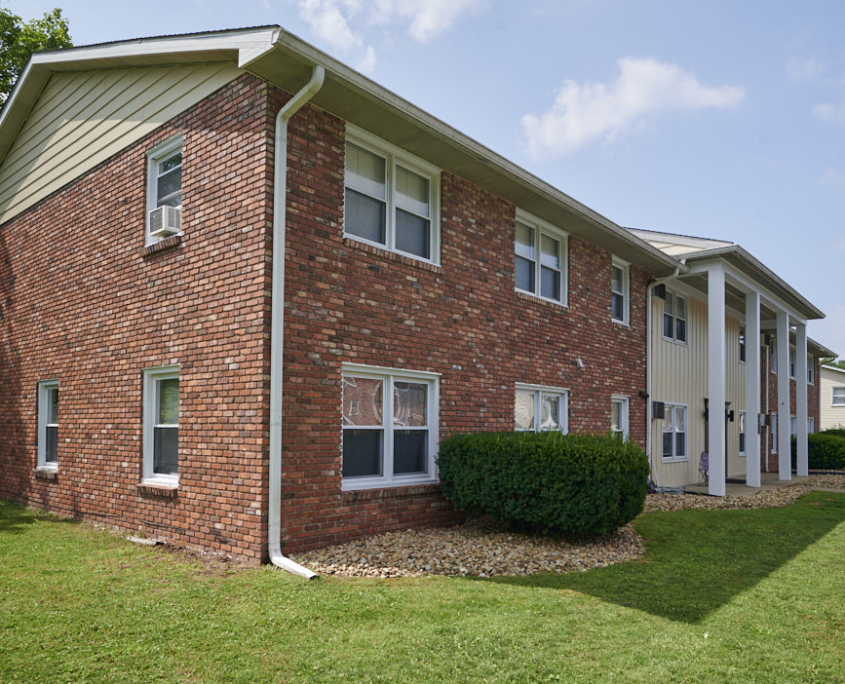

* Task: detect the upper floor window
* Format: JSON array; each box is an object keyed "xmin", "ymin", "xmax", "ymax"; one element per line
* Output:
[
  {"xmin": 146, "ymin": 135, "xmax": 183, "ymax": 244},
  {"xmin": 611, "ymin": 260, "xmax": 629, "ymax": 324},
  {"xmin": 515, "ymin": 384, "xmax": 568, "ymax": 433},
  {"xmin": 739, "ymin": 325, "xmax": 746, "ymax": 363},
  {"xmin": 344, "ymin": 129, "xmax": 439, "ymax": 263},
  {"xmin": 789, "ymin": 348, "xmax": 796, "ymax": 379},
  {"xmin": 342, "ymin": 364, "xmax": 439, "ymax": 490},
  {"xmin": 611, "ymin": 395, "xmax": 629, "ymax": 440},
  {"xmin": 833, "ymin": 387, "xmax": 845, "ymax": 406},
  {"xmin": 662, "ymin": 403, "xmax": 687, "ymax": 462},
  {"xmin": 143, "ymin": 366, "xmax": 180, "ymax": 485},
  {"xmin": 515, "ymin": 212, "xmax": 567, "ymax": 305},
  {"xmin": 37, "ymin": 380, "xmax": 59, "ymax": 470},
  {"xmin": 771, "ymin": 339, "xmax": 778, "ymax": 374},
  {"xmin": 663, "ymin": 291, "xmax": 687, "ymax": 343},
  {"xmin": 808, "ymin": 356, "xmax": 815, "ymax": 384}
]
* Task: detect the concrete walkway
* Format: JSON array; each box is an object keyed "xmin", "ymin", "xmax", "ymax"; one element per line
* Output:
[{"xmin": 685, "ymin": 472, "xmax": 810, "ymax": 497}]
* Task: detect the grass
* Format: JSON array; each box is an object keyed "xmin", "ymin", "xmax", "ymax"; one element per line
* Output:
[{"xmin": 1, "ymin": 494, "xmax": 845, "ymax": 683}]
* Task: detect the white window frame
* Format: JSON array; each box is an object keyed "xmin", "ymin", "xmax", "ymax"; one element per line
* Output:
[
  {"xmin": 37, "ymin": 379, "xmax": 59, "ymax": 471},
  {"xmin": 662, "ymin": 403, "xmax": 689, "ymax": 463},
  {"xmin": 611, "ymin": 258, "xmax": 629, "ymax": 325},
  {"xmin": 739, "ymin": 325, "xmax": 746, "ymax": 364},
  {"xmin": 143, "ymin": 365, "xmax": 180, "ymax": 486},
  {"xmin": 662, "ymin": 290, "xmax": 688, "ymax": 344},
  {"xmin": 771, "ymin": 413, "xmax": 778, "ymax": 454},
  {"xmin": 833, "ymin": 387, "xmax": 845, "ymax": 406},
  {"xmin": 789, "ymin": 347, "xmax": 796, "ymax": 379},
  {"xmin": 514, "ymin": 383, "xmax": 569, "ymax": 433},
  {"xmin": 611, "ymin": 395, "xmax": 629, "ymax": 440},
  {"xmin": 790, "ymin": 415, "xmax": 797, "ymax": 438},
  {"xmin": 514, "ymin": 209, "xmax": 568, "ymax": 307},
  {"xmin": 343, "ymin": 127, "xmax": 441, "ymax": 265},
  {"xmin": 341, "ymin": 363, "xmax": 440, "ymax": 491},
  {"xmin": 771, "ymin": 341, "xmax": 778, "ymax": 374},
  {"xmin": 146, "ymin": 134, "xmax": 183, "ymax": 245},
  {"xmin": 739, "ymin": 411, "xmax": 746, "ymax": 456},
  {"xmin": 808, "ymin": 356, "xmax": 815, "ymax": 385},
  {"xmin": 809, "ymin": 417, "xmax": 815, "ymax": 434}
]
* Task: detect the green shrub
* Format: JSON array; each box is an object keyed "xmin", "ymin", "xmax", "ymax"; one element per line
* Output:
[
  {"xmin": 437, "ymin": 431, "xmax": 649, "ymax": 536},
  {"xmin": 791, "ymin": 432, "xmax": 845, "ymax": 470}
]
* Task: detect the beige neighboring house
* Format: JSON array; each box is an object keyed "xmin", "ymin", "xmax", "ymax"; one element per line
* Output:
[{"xmin": 820, "ymin": 365, "xmax": 845, "ymax": 430}]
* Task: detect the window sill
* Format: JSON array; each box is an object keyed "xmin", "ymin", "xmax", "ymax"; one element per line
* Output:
[
  {"xmin": 33, "ymin": 468, "xmax": 58, "ymax": 481},
  {"xmin": 611, "ymin": 318, "xmax": 630, "ymax": 328},
  {"xmin": 342, "ymin": 482, "xmax": 440, "ymax": 503},
  {"xmin": 661, "ymin": 457, "xmax": 689, "ymax": 464},
  {"xmin": 141, "ymin": 235, "xmax": 182, "ymax": 258},
  {"xmin": 515, "ymin": 290, "xmax": 568, "ymax": 310},
  {"xmin": 662, "ymin": 337, "xmax": 689, "ymax": 348},
  {"xmin": 137, "ymin": 482, "xmax": 178, "ymax": 499},
  {"xmin": 342, "ymin": 237, "xmax": 440, "ymax": 272}
]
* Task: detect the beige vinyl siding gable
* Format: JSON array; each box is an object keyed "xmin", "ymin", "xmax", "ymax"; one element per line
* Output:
[
  {"xmin": 820, "ymin": 366, "xmax": 845, "ymax": 430},
  {"xmin": 0, "ymin": 62, "xmax": 242, "ymax": 225}
]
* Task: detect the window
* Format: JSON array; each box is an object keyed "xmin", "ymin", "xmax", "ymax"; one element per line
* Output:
[
  {"xmin": 771, "ymin": 340, "xmax": 778, "ymax": 374},
  {"xmin": 789, "ymin": 348, "xmax": 796, "ymax": 379},
  {"xmin": 663, "ymin": 291, "xmax": 687, "ymax": 343},
  {"xmin": 37, "ymin": 380, "xmax": 59, "ymax": 470},
  {"xmin": 808, "ymin": 356, "xmax": 815, "ymax": 384},
  {"xmin": 515, "ymin": 384, "xmax": 568, "ymax": 433},
  {"xmin": 833, "ymin": 387, "xmax": 845, "ymax": 406},
  {"xmin": 739, "ymin": 325, "xmax": 746, "ymax": 363},
  {"xmin": 342, "ymin": 365, "xmax": 439, "ymax": 490},
  {"xmin": 662, "ymin": 404, "xmax": 687, "ymax": 462},
  {"xmin": 143, "ymin": 366, "xmax": 180, "ymax": 485},
  {"xmin": 611, "ymin": 260, "xmax": 629, "ymax": 324},
  {"xmin": 809, "ymin": 417, "xmax": 815, "ymax": 434},
  {"xmin": 790, "ymin": 415, "xmax": 797, "ymax": 438},
  {"xmin": 739, "ymin": 411, "xmax": 746, "ymax": 456},
  {"xmin": 344, "ymin": 129, "xmax": 439, "ymax": 262},
  {"xmin": 611, "ymin": 395, "xmax": 629, "ymax": 440},
  {"xmin": 515, "ymin": 212, "xmax": 568, "ymax": 305},
  {"xmin": 146, "ymin": 136, "xmax": 183, "ymax": 244},
  {"xmin": 771, "ymin": 413, "xmax": 778, "ymax": 454}
]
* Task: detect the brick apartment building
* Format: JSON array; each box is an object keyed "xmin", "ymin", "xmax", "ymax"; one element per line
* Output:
[{"xmin": 0, "ymin": 27, "xmax": 828, "ymax": 570}]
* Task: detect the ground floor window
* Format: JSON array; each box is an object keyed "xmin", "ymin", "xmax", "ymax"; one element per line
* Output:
[
  {"xmin": 739, "ymin": 411, "xmax": 746, "ymax": 456},
  {"xmin": 143, "ymin": 366, "xmax": 180, "ymax": 485},
  {"xmin": 771, "ymin": 413, "xmax": 778, "ymax": 454},
  {"xmin": 809, "ymin": 417, "xmax": 815, "ymax": 434},
  {"xmin": 341, "ymin": 364, "xmax": 439, "ymax": 490},
  {"xmin": 611, "ymin": 395, "xmax": 629, "ymax": 440},
  {"xmin": 514, "ymin": 384, "xmax": 568, "ymax": 433},
  {"xmin": 662, "ymin": 403, "xmax": 687, "ymax": 462},
  {"xmin": 37, "ymin": 380, "xmax": 59, "ymax": 469}
]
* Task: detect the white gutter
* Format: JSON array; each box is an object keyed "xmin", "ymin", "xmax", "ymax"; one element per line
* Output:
[
  {"xmin": 268, "ymin": 65, "xmax": 325, "ymax": 579},
  {"xmin": 645, "ymin": 264, "xmax": 683, "ymax": 488}
]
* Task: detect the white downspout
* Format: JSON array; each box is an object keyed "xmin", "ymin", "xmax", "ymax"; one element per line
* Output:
[
  {"xmin": 646, "ymin": 265, "xmax": 682, "ymax": 489},
  {"xmin": 268, "ymin": 65, "xmax": 325, "ymax": 579}
]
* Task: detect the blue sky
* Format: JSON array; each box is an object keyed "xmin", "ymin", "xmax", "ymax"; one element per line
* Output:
[{"xmin": 8, "ymin": 0, "xmax": 845, "ymax": 354}]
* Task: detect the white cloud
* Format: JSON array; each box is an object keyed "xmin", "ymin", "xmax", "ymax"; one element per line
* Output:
[
  {"xmin": 357, "ymin": 45, "xmax": 377, "ymax": 74},
  {"xmin": 299, "ymin": 0, "xmax": 364, "ymax": 53},
  {"xmin": 813, "ymin": 98, "xmax": 845, "ymax": 125},
  {"xmin": 521, "ymin": 57, "xmax": 746, "ymax": 158},
  {"xmin": 786, "ymin": 57, "xmax": 824, "ymax": 83},
  {"xmin": 372, "ymin": 0, "xmax": 484, "ymax": 42}
]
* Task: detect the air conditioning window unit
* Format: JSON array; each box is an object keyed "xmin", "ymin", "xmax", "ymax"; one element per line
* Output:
[{"xmin": 149, "ymin": 205, "xmax": 181, "ymax": 238}]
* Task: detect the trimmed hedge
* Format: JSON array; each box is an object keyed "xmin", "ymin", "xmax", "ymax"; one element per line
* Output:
[
  {"xmin": 791, "ymin": 431, "xmax": 845, "ymax": 470},
  {"xmin": 437, "ymin": 431, "xmax": 649, "ymax": 536}
]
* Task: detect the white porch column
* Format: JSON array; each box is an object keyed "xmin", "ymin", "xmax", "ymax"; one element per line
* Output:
[
  {"xmin": 708, "ymin": 264, "xmax": 726, "ymax": 497},
  {"xmin": 745, "ymin": 290, "xmax": 761, "ymax": 487},
  {"xmin": 777, "ymin": 311, "xmax": 791, "ymax": 479},
  {"xmin": 795, "ymin": 323, "xmax": 809, "ymax": 477}
]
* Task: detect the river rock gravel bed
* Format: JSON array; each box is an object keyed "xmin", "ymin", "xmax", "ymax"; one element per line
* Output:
[{"xmin": 292, "ymin": 474, "xmax": 845, "ymax": 579}]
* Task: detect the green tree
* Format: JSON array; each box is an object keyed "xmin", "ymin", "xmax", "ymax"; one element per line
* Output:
[
  {"xmin": 0, "ymin": 6, "xmax": 72, "ymax": 108},
  {"xmin": 820, "ymin": 357, "xmax": 845, "ymax": 370}
]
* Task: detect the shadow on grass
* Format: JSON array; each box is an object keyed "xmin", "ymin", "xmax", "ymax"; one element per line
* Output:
[
  {"xmin": 479, "ymin": 492, "xmax": 845, "ymax": 624},
  {"xmin": 0, "ymin": 499, "xmax": 73, "ymax": 534}
]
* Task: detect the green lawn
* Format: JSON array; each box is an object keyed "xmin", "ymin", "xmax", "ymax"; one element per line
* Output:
[{"xmin": 2, "ymin": 493, "xmax": 845, "ymax": 683}]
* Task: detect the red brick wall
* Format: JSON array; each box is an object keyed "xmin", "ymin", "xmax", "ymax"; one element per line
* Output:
[
  {"xmin": 760, "ymin": 341, "xmax": 821, "ymax": 472},
  {"xmin": 278, "ymin": 90, "xmax": 652, "ymax": 552},
  {"xmin": 0, "ymin": 74, "xmax": 272, "ymax": 562}
]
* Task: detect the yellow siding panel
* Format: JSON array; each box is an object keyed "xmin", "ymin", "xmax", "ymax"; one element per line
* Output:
[
  {"xmin": 0, "ymin": 62, "xmax": 242, "ymax": 224},
  {"xmin": 650, "ymin": 293, "xmax": 747, "ymax": 487},
  {"xmin": 820, "ymin": 369, "xmax": 845, "ymax": 429}
]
